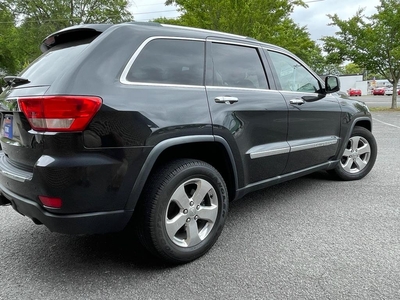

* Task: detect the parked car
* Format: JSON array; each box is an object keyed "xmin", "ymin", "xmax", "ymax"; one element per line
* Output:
[
  {"xmin": 372, "ymin": 87, "xmax": 386, "ymax": 95},
  {"xmin": 0, "ymin": 23, "xmax": 377, "ymax": 264},
  {"xmin": 347, "ymin": 88, "xmax": 362, "ymax": 96},
  {"xmin": 384, "ymin": 86, "xmax": 400, "ymax": 96}
]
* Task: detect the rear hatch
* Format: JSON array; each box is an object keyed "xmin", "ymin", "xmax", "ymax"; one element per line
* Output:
[{"xmin": 0, "ymin": 25, "xmax": 110, "ymax": 170}]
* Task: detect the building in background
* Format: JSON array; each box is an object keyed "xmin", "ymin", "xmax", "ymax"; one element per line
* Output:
[{"xmin": 337, "ymin": 74, "xmax": 366, "ymax": 95}]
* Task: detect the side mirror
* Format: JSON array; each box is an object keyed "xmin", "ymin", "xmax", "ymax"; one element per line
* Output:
[{"xmin": 325, "ymin": 76, "xmax": 340, "ymax": 93}]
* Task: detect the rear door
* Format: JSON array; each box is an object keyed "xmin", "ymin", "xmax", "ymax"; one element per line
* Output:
[
  {"xmin": 264, "ymin": 49, "xmax": 342, "ymax": 173},
  {"xmin": 205, "ymin": 39, "xmax": 289, "ymax": 188}
]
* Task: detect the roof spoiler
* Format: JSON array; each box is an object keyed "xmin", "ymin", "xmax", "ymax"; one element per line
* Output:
[{"xmin": 40, "ymin": 24, "xmax": 113, "ymax": 52}]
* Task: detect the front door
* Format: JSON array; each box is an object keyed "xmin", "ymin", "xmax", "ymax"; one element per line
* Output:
[{"xmin": 265, "ymin": 50, "xmax": 342, "ymax": 173}]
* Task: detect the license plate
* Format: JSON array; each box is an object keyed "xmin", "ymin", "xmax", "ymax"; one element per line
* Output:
[{"xmin": 3, "ymin": 115, "xmax": 13, "ymax": 139}]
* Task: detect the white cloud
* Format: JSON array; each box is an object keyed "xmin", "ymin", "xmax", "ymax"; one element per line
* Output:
[
  {"xmin": 129, "ymin": 0, "xmax": 381, "ymax": 42},
  {"xmin": 130, "ymin": 0, "xmax": 180, "ymax": 21},
  {"xmin": 291, "ymin": 0, "xmax": 380, "ymax": 41}
]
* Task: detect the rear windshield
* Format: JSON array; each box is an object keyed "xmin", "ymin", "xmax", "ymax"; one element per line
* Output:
[{"xmin": 19, "ymin": 42, "xmax": 89, "ymax": 86}]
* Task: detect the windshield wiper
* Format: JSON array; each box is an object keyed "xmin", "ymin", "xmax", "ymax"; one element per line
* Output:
[{"xmin": 3, "ymin": 76, "xmax": 30, "ymax": 87}]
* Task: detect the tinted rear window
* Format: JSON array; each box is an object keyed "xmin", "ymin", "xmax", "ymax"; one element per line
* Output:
[{"xmin": 19, "ymin": 42, "xmax": 89, "ymax": 86}]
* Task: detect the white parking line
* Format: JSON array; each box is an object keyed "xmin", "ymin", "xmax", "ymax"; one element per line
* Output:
[{"xmin": 373, "ymin": 117, "xmax": 400, "ymax": 129}]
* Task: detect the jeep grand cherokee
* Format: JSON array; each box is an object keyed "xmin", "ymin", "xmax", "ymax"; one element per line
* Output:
[{"xmin": 0, "ymin": 22, "xmax": 377, "ymax": 263}]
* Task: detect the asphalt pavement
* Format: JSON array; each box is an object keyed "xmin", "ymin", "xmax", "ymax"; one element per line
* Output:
[
  {"xmin": 350, "ymin": 94, "xmax": 395, "ymax": 108},
  {"xmin": 0, "ymin": 111, "xmax": 399, "ymax": 300}
]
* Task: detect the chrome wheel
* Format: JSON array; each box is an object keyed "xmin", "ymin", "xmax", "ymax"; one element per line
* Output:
[
  {"xmin": 135, "ymin": 159, "xmax": 228, "ymax": 263},
  {"xmin": 166, "ymin": 178, "xmax": 218, "ymax": 247},
  {"xmin": 340, "ymin": 135, "xmax": 371, "ymax": 174},
  {"xmin": 330, "ymin": 126, "xmax": 377, "ymax": 181}
]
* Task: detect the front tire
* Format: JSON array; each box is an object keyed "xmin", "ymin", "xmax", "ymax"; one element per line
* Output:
[
  {"xmin": 136, "ymin": 159, "xmax": 228, "ymax": 264},
  {"xmin": 330, "ymin": 126, "xmax": 377, "ymax": 180}
]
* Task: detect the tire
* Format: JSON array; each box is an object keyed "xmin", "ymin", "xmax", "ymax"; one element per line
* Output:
[
  {"xmin": 329, "ymin": 126, "xmax": 377, "ymax": 180},
  {"xmin": 135, "ymin": 159, "xmax": 228, "ymax": 264}
]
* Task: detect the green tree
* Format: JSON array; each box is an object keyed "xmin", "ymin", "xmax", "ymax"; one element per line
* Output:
[
  {"xmin": 322, "ymin": 63, "xmax": 345, "ymax": 76},
  {"xmin": 343, "ymin": 63, "xmax": 362, "ymax": 75},
  {"xmin": 323, "ymin": 0, "xmax": 400, "ymax": 109},
  {"xmin": 161, "ymin": 0, "xmax": 322, "ymax": 68},
  {"xmin": 0, "ymin": 0, "xmax": 133, "ymax": 73},
  {"xmin": 0, "ymin": 4, "xmax": 19, "ymax": 74}
]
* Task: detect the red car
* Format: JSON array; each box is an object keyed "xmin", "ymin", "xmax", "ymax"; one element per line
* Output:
[
  {"xmin": 372, "ymin": 87, "xmax": 386, "ymax": 95},
  {"xmin": 348, "ymin": 88, "xmax": 362, "ymax": 96}
]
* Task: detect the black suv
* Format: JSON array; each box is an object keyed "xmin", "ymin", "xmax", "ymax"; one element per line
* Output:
[{"xmin": 0, "ymin": 23, "xmax": 377, "ymax": 263}]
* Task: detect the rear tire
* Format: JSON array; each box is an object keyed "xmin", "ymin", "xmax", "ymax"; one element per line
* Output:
[
  {"xmin": 135, "ymin": 159, "xmax": 228, "ymax": 264},
  {"xmin": 329, "ymin": 126, "xmax": 377, "ymax": 180}
]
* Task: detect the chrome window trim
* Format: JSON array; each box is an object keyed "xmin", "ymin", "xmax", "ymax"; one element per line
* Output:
[
  {"xmin": 120, "ymin": 82, "xmax": 206, "ymax": 89},
  {"xmin": 162, "ymin": 24, "xmax": 250, "ymax": 40},
  {"xmin": 120, "ymin": 36, "xmax": 206, "ymax": 86},
  {"xmin": 262, "ymin": 47, "xmax": 307, "ymax": 67},
  {"xmin": 207, "ymin": 38, "xmax": 260, "ymax": 49},
  {"xmin": 205, "ymin": 85, "xmax": 277, "ymax": 92}
]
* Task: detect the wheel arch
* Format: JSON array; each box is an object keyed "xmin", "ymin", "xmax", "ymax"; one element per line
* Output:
[
  {"xmin": 125, "ymin": 135, "xmax": 239, "ymax": 210},
  {"xmin": 329, "ymin": 121, "xmax": 377, "ymax": 180},
  {"xmin": 333, "ymin": 116, "xmax": 373, "ymax": 165},
  {"xmin": 353, "ymin": 118, "xmax": 372, "ymax": 132}
]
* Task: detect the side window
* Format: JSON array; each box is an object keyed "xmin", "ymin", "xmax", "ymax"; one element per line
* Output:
[
  {"xmin": 268, "ymin": 51, "xmax": 321, "ymax": 93},
  {"xmin": 127, "ymin": 39, "xmax": 204, "ymax": 86},
  {"xmin": 209, "ymin": 43, "xmax": 268, "ymax": 89}
]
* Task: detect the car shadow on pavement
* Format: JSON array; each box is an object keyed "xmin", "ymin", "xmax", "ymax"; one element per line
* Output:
[
  {"xmin": 60, "ymin": 231, "xmax": 175, "ymax": 269},
  {"xmin": 11, "ymin": 170, "xmax": 335, "ymax": 273},
  {"xmin": 58, "ymin": 171, "xmax": 334, "ymax": 266}
]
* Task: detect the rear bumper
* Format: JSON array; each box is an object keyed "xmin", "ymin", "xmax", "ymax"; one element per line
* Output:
[
  {"xmin": 0, "ymin": 148, "xmax": 138, "ymax": 234},
  {"xmin": 0, "ymin": 183, "xmax": 133, "ymax": 234}
]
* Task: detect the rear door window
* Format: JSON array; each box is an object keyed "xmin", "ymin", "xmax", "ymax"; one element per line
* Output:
[
  {"xmin": 207, "ymin": 42, "xmax": 268, "ymax": 89},
  {"xmin": 126, "ymin": 39, "xmax": 205, "ymax": 86}
]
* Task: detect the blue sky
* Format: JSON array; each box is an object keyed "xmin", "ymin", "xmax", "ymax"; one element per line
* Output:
[{"xmin": 130, "ymin": 0, "xmax": 381, "ymax": 42}]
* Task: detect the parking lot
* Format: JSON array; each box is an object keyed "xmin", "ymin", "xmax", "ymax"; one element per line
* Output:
[
  {"xmin": 0, "ymin": 111, "xmax": 399, "ymax": 300},
  {"xmin": 353, "ymin": 94, "xmax": 396, "ymax": 108}
]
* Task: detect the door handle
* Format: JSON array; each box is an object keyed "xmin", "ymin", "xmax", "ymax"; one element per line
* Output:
[
  {"xmin": 289, "ymin": 98, "xmax": 305, "ymax": 105},
  {"xmin": 215, "ymin": 96, "xmax": 239, "ymax": 104}
]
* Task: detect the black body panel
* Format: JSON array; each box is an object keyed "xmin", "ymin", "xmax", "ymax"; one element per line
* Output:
[{"xmin": 0, "ymin": 22, "xmax": 374, "ymax": 234}]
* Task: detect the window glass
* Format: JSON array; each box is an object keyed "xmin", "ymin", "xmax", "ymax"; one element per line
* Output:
[
  {"xmin": 209, "ymin": 43, "xmax": 268, "ymax": 89},
  {"xmin": 268, "ymin": 51, "xmax": 320, "ymax": 93},
  {"xmin": 20, "ymin": 43, "xmax": 89, "ymax": 85},
  {"xmin": 127, "ymin": 39, "xmax": 205, "ymax": 86}
]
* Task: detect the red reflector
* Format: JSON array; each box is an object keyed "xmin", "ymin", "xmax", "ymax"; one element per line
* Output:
[
  {"xmin": 39, "ymin": 196, "xmax": 62, "ymax": 208},
  {"xmin": 18, "ymin": 96, "xmax": 102, "ymax": 132}
]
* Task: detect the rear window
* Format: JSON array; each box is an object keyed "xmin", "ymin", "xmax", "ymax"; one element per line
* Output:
[{"xmin": 19, "ymin": 42, "xmax": 89, "ymax": 86}]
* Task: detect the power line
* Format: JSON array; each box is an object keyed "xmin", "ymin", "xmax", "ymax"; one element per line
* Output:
[
  {"xmin": 131, "ymin": 2, "xmax": 168, "ymax": 7},
  {"xmin": 0, "ymin": 1, "xmax": 324, "ymax": 24},
  {"xmin": 0, "ymin": 9, "xmax": 178, "ymax": 24},
  {"xmin": 133, "ymin": 9, "xmax": 177, "ymax": 15}
]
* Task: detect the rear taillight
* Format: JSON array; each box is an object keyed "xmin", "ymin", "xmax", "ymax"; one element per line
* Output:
[{"xmin": 18, "ymin": 96, "xmax": 102, "ymax": 132}]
